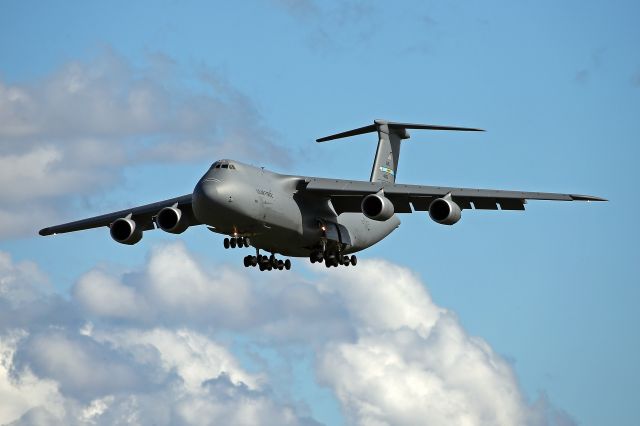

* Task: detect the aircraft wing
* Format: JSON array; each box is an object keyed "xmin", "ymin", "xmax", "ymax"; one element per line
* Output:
[
  {"xmin": 300, "ymin": 177, "xmax": 606, "ymax": 214},
  {"xmin": 39, "ymin": 194, "xmax": 197, "ymax": 236}
]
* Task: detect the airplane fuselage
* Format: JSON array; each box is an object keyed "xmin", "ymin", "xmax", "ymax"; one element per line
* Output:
[{"xmin": 192, "ymin": 160, "xmax": 400, "ymax": 257}]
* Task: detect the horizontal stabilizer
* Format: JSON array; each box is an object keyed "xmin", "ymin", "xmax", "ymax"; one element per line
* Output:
[{"xmin": 316, "ymin": 119, "xmax": 484, "ymax": 142}]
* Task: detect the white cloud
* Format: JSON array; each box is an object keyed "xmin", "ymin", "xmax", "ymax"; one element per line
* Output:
[
  {"xmin": 313, "ymin": 262, "xmax": 531, "ymax": 426},
  {"xmin": 0, "ymin": 50, "xmax": 287, "ymax": 239},
  {"xmin": 0, "ymin": 331, "xmax": 63, "ymax": 425},
  {"xmin": 0, "ymin": 245, "xmax": 574, "ymax": 425},
  {"xmin": 0, "ymin": 248, "xmax": 319, "ymax": 425}
]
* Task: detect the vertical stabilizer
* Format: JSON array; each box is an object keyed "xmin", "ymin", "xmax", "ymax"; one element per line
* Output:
[
  {"xmin": 369, "ymin": 120, "xmax": 409, "ymax": 183},
  {"xmin": 315, "ymin": 119, "xmax": 483, "ymax": 183}
]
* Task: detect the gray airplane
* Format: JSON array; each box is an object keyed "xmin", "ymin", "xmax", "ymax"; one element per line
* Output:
[{"xmin": 39, "ymin": 120, "xmax": 605, "ymax": 271}]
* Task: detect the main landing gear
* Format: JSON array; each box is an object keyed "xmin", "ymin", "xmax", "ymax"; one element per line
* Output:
[
  {"xmin": 309, "ymin": 250, "xmax": 357, "ymax": 268},
  {"xmin": 244, "ymin": 253, "xmax": 291, "ymax": 272}
]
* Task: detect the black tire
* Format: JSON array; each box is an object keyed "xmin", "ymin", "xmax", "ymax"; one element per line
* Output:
[
  {"xmin": 244, "ymin": 237, "xmax": 251, "ymax": 247},
  {"xmin": 259, "ymin": 263, "xmax": 265, "ymax": 271},
  {"xmin": 230, "ymin": 238, "xmax": 237, "ymax": 249},
  {"xmin": 350, "ymin": 255, "xmax": 357, "ymax": 266},
  {"xmin": 251, "ymin": 256, "xmax": 258, "ymax": 266},
  {"xmin": 223, "ymin": 238, "xmax": 230, "ymax": 249},
  {"xmin": 325, "ymin": 261, "xmax": 332, "ymax": 268},
  {"xmin": 243, "ymin": 256, "xmax": 249, "ymax": 267},
  {"xmin": 284, "ymin": 259, "xmax": 291, "ymax": 270}
]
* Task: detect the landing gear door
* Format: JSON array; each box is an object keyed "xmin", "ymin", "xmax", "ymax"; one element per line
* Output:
[{"xmin": 323, "ymin": 221, "xmax": 352, "ymax": 247}]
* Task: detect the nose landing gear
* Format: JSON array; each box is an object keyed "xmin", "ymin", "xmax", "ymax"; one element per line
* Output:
[{"xmin": 224, "ymin": 236, "xmax": 250, "ymax": 249}]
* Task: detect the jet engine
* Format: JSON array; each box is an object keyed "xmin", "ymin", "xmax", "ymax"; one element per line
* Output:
[
  {"xmin": 429, "ymin": 196, "xmax": 461, "ymax": 225},
  {"xmin": 156, "ymin": 206, "xmax": 189, "ymax": 234},
  {"xmin": 361, "ymin": 193, "xmax": 395, "ymax": 221},
  {"xmin": 110, "ymin": 217, "xmax": 143, "ymax": 245}
]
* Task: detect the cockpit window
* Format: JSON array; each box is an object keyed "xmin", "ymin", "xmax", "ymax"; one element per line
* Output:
[{"xmin": 211, "ymin": 161, "xmax": 236, "ymax": 170}]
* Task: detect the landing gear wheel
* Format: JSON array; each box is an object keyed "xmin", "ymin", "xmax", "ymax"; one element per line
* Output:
[
  {"xmin": 243, "ymin": 237, "xmax": 251, "ymax": 247},
  {"xmin": 251, "ymin": 256, "xmax": 258, "ymax": 267},
  {"xmin": 230, "ymin": 238, "xmax": 237, "ymax": 249},
  {"xmin": 223, "ymin": 238, "xmax": 230, "ymax": 249},
  {"xmin": 243, "ymin": 256, "xmax": 250, "ymax": 267},
  {"xmin": 284, "ymin": 259, "xmax": 291, "ymax": 270},
  {"xmin": 350, "ymin": 255, "xmax": 357, "ymax": 266},
  {"xmin": 342, "ymin": 256, "xmax": 350, "ymax": 266}
]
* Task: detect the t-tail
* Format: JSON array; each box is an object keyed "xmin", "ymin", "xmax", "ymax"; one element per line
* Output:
[{"xmin": 316, "ymin": 119, "xmax": 484, "ymax": 183}]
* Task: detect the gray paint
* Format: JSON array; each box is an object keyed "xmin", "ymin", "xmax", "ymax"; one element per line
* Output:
[{"xmin": 39, "ymin": 120, "xmax": 605, "ymax": 263}]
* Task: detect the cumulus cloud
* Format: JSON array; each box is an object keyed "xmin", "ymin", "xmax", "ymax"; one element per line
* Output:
[
  {"xmin": 0, "ymin": 246, "xmax": 573, "ymax": 425},
  {"xmin": 0, "ymin": 50, "xmax": 286, "ymax": 239}
]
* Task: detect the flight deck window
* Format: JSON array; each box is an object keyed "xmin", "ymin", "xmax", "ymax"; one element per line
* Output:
[
  {"xmin": 215, "ymin": 164, "xmax": 221, "ymax": 168},
  {"xmin": 221, "ymin": 164, "xmax": 228, "ymax": 169},
  {"xmin": 229, "ymin": 164, "xmax": 236, "ymax": 170}
]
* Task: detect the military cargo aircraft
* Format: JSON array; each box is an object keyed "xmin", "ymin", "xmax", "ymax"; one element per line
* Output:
[{"xmin": 39, "ymin": 120, "xmax": 605, "ymax": 271}]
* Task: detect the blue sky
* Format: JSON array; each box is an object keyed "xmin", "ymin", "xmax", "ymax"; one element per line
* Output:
[{"xmin": 0, "ymin": 1, "xmax": 638, "ymax": 425}]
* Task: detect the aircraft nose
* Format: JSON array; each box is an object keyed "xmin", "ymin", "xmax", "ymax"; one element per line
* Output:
[{"xmin": 192, "ymin": 178, "xmax": 224, "ymax": 222}]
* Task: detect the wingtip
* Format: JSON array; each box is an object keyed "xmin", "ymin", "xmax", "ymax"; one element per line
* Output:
[{"xmin": 570, "ymin": 195, "xmax": 608, "ymax": 202}]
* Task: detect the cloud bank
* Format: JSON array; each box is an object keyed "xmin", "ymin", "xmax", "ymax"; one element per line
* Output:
[
  {"xmin": 0, "ymin": 243, "xmax": 573, "ymax": 425},
  {"xmin": 0, "ymin": 51, "xmax": 285, "ymax": 239}
]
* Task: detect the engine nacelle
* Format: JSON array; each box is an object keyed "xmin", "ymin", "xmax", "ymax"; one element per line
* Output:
[
  {"xmin": 429, "ymin": 197, "xmax": 462, "ymax": 225},
  {"xmin": 361, "ymin": 193, "xmax": 395, "ymax": 221},
  {"xmin": 110, "ymin": 217, "xmax": 143, "ymax": 245},
  {"xmin": 156, "ymin": 206, "xmax": 189, "ymax": 234}
]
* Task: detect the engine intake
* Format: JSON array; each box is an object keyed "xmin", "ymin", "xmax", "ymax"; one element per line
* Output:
[
  {"xmin": 157, "ymin": 206, "xmax": 189, "ymax": 234},
  {"xmin": 429, "ymin": 196, "xmax": 461, "ymax": 225},
  {"xmin": 361, "ymin": 193, "xmax": 395, "ymax": 221},
  {"xmin": 110, "ymin": 217, "xmax": 143, "ymax": 245}
]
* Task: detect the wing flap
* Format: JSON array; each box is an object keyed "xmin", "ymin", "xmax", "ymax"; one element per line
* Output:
[{"xmin": 498, "ymin": 198, "xmax": 526, "ymax": 211}]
